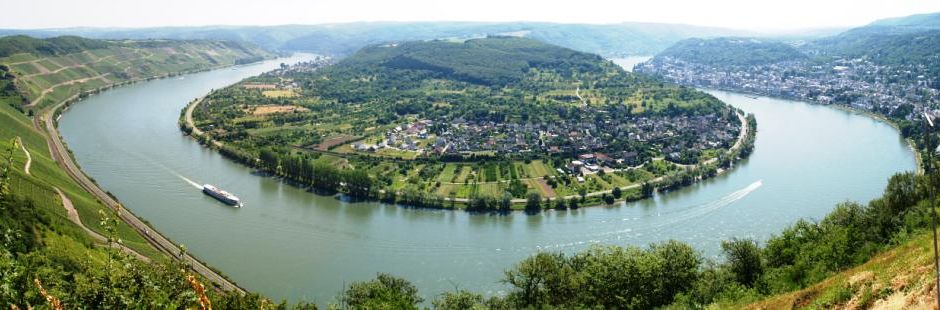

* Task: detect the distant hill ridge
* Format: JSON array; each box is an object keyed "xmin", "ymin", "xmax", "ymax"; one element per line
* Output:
[
  {"xmin": 0, "ymin": 22, "xmax": 753, "ymax": 57},
  {"xmin": 344, "ymin": 36, "xmax": 607, "ymax": 86},
  {"xmin": 862, "ymin": 12, "xmax": 940, "ymax": 33},
  {"xmin": 0, "ymin": 35, "xmax": 274, "ymax": 110},
  {"xmin": 0, "ymin": 35, "xmax": 111, "ymax": 58},
  {"xmin": 653, "ymin": 37, "xmax": 807, "ymax": 67},
  {"xmin": 646, "ymin": 10, "xmax": 940, "ymax": 68}
]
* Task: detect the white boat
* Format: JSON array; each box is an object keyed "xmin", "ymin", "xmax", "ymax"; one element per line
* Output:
[{"xmin": 202, "ymin": 184, "xmax": 241, "ymax": 207}]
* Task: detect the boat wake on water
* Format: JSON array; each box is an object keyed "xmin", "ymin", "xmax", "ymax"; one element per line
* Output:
[
  {"xmin": 639, "ymin": 179, "xmax": 763, "ymax": 230},
  {"xmin": 537, "ymin": 180, "xmax": 764, "ymax": 251},
  {"xmin": 175, "ymin": 173, "xmax": 203, "ymax": 189}
]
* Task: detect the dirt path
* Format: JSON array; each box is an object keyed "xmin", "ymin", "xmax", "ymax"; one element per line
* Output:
[
  {"xmin": 26, "ymin": 73, "xmax": 111, "ymax": 107},
  {"xmin": 441, "ymin": 175, "xmax": 546, "ymax": 185},
  {"xmin": 15, "ymin": 136, "xmax": 30, "ymax": 175},
  {"xmin": 575, "ymin": 86, "xmax": 587, "ymax": 106},
  {"xmin": 30, "ymin": 62, "xmax": 51, "ymax": 74},
  {"xmin": 184, "ymin": 97, "xmax": 204, "ymax": 136},
  {"xmin": 22, "ymin": 54, "xmax": 122, "ymax": 78},
  {"xmin": 40, "ymin": 82, "xmax": 245, "ymax": 293},
  {"xmin": 184, "ymin": 96, "xmax": 225, "ymax": 149},
  {"xmin": 54, "ymin": 187, "xmax": 151, "ymax": 262},
  {"xmin": 55, "ymin": 187, "xmax": 87, "ymax": 230},
  {"xmin": 536, "ymin": 178, "xmax": 557, "ymax": 198}
]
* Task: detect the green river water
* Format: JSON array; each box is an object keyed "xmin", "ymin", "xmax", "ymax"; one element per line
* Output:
[{"xmin": 59, "ymin": 55, "xmax": 916, "ymax": 304}]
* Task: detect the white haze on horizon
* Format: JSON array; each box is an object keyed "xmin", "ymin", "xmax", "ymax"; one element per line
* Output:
[{"xmin": 9, "ymin": 0, "xmax": 940, "ymax": 32}]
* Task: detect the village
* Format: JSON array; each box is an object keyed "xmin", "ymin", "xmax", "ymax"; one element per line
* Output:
[
  {"xmin": 351, "ymin": 107, "xmax": 741, "ymax": 172},
  {"xmin": 637, "ymin": 56, "xmax": 940, "ymax": 120}
]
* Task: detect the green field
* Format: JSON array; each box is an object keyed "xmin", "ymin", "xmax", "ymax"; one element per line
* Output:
[{"xmin": 0, "ymin": 99, "xmax": 160, "ymax": 258}]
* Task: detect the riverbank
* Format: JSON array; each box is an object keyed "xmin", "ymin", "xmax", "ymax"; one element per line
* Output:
[
  {"xmin": 703, "ymin": 89, "xmax": 923, "ymax": 175},
  {"xmin": 36, "ymin": 61, "xmax": 273, "ymax": 293},
  {"xmin": 182, "ymin": 86, "xmax": 757, "ymax": 211},
  {"xmin": 62, "ymin": 79, "xmax": 913, "ymax": 303},
  {"xmin": 828, "ymin": 104, "xmax": 923, "ymax": 174}
]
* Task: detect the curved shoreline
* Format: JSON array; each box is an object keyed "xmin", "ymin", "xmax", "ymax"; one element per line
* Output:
[
  {"xmin": 182, "ymin": 86, "xmax": 756, "ymax": 210},
  {"xmin": 58, "ymin": 61, "xmax": 914, "ymax": 304},
  {"xmin": 827, "ymin": 104, "xmax": 923, "ymax": 174},
  {"xmin": 704, "ymin": 89, "xmax": 923, "ymax": 174},
  {"xmin": 36, "ymin": 64, "xmax": 260, "ymax": 293}
]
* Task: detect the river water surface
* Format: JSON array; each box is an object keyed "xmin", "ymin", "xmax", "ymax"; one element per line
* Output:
[{"xmin": 59, "ymin": 55, "xmax": 916, "ymax": 304}]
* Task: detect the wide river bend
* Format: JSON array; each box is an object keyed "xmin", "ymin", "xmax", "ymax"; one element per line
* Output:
[{"xmin": 59, "ymin": 55, "xmax": 916, "ymax": 304}]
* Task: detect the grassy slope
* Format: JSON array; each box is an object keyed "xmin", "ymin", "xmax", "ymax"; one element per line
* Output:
[
  {"xmin": 0, "ymin": 95, "xmax": 162, "ymax": 257},
  {"xmin": 745, "ymin": 229, "xmax": 938, "ymax": 309},
  {"xmin": 2, "ymin": 38, "xmax": 271, "ymax": 110},
  {"xmin": 0, "ymin": 38, "xmax": 273, "ymax": 260}
]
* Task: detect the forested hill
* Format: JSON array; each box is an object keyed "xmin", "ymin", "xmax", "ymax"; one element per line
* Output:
[
  {"xmin": 302, "ymin": 36, "xmax": 726, "ymax": 119},
  {"xmin": 652, "ymin": 37, "xmax": 808, "ymax": 67},
  {"xmin": 339, "ymin": 36, "xmax": 607, "ymax": 86},
  {"xmin": 647, "ymin": 12, "xmax": 940, "ymax": 69},
  {"xmin": 0, "ymin": 36, "xmax": 274, "ymax": 110},
  {"xmin": 0, "ymin": 35, "xmax": 112, "ymax": 57},
  {"xmin": 811, "ymin": 29, "xmax": 940, "ymax": 67},
  {"xmin": 843, "ymin": 12, "xmax": 940, "ymax": 36}
]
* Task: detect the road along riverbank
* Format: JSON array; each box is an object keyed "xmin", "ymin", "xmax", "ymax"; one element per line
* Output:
[{"xmin": 34, "ymin": 63, "xmax": 285, "ymax": 293}]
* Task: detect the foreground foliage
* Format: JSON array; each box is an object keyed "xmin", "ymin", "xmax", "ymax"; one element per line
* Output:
[
  {"xmin": 331, "ymin": 170, "xmax": 934, "ymax": 309},
  {"xmin": 0, "ymin": 160, "xmax": 307, "ymax": 308}
]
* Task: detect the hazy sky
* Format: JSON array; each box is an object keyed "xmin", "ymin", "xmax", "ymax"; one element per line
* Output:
[{"xmin": 8, "ymin": 0, "xmax": 940, "ymax": 31}]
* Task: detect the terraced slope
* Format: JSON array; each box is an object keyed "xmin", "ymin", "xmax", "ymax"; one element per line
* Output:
[
  {"xmin": 0, "ymin": 36, "xmax": 274, "ymax": 297},
  {"xmin": 0, "ymin": 36, "xmax": 273, "ymax": 110}
]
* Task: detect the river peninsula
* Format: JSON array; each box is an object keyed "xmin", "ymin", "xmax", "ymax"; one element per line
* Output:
[
  {"xmin": 58, "ymin": 53, "xmax": 914, "ymax": 302},
  {"xmin": 181, "ymin": 37, "xmax": 756, "ymax": 211}
]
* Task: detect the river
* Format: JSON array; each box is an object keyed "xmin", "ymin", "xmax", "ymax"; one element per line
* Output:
[{"xmin": 58, "ymin": 55, "xmax": 916, "ymax": 304}]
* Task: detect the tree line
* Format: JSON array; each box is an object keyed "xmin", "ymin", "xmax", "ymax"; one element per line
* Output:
[{"xmin": 333, "ymin": 170, "xmax": 939, "ymax": 309}]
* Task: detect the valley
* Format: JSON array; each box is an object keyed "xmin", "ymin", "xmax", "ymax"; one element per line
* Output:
[{"xmin": 0, "ymin": 6, "xmax": 938, "ymax": 309}]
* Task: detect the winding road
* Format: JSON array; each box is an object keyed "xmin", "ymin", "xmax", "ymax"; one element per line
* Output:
[
  {"xmin": 26, "ymin": 74, "xmax": 112, "ymax": 108},
  {"xmin": 35, "ymin": 79, "xmax": 246, "ymax": 293},
  {"xmin": 54, "ymin": 187, "xmax": 150, "ymax": 262}
]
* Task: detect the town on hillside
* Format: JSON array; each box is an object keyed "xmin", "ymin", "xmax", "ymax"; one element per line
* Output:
[{"xmin": 637, "ymin": 56, "xmax": 940, "ymax": 121}]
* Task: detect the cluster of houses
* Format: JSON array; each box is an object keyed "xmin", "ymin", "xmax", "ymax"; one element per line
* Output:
[
  {"xmin": 348, "ymin": 108, "xmax": 740, "ymax": 168},
  {"xmin": 637, "ymin": 56, "xmax": 940, "ymax": 120},
  {"xmin": 264, "ymin": 56, "xmax": 334, "ymax": 76},
  {"xmin": 353, "ymin": 120, "xmax": 433, "ymax": 153},
  {"xmin": 568, "ymin": 153, "xmax": 614, "ymax": 172},
  {"xmin": 429, "ymin": 111, "xmax": 738, "ymax": 160}
]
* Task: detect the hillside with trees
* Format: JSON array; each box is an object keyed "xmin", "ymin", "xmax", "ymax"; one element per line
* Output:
[
  {"xmin": 638, "ymin": 13, "xmax": 940, "ymax": 132},
  {"xmin": 652, "ymin": 37, "xmax": 808, "ymax": 68}
]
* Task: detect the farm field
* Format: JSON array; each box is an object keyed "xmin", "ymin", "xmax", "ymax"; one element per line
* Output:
[{"xmin": 187, "ymin": 37, "xmax": 753, "ymax": 211}]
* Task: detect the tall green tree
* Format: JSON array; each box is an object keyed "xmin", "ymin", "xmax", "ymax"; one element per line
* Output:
[
  {"xmin": 341, "ymin": 273, "xmax": 423, "ymax": 310},
  {"xmin": 721, "ymin": 238, "xmax": 763, "ymax": 287},
  {"xmin": 525, "ymin": 192, "xmax": 542, "ymax": 213}
]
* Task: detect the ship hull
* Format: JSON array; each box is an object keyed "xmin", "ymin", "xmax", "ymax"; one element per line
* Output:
[{"xmin": 203, "ymin": 187, "xmax": 240, "ymax": 206}]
